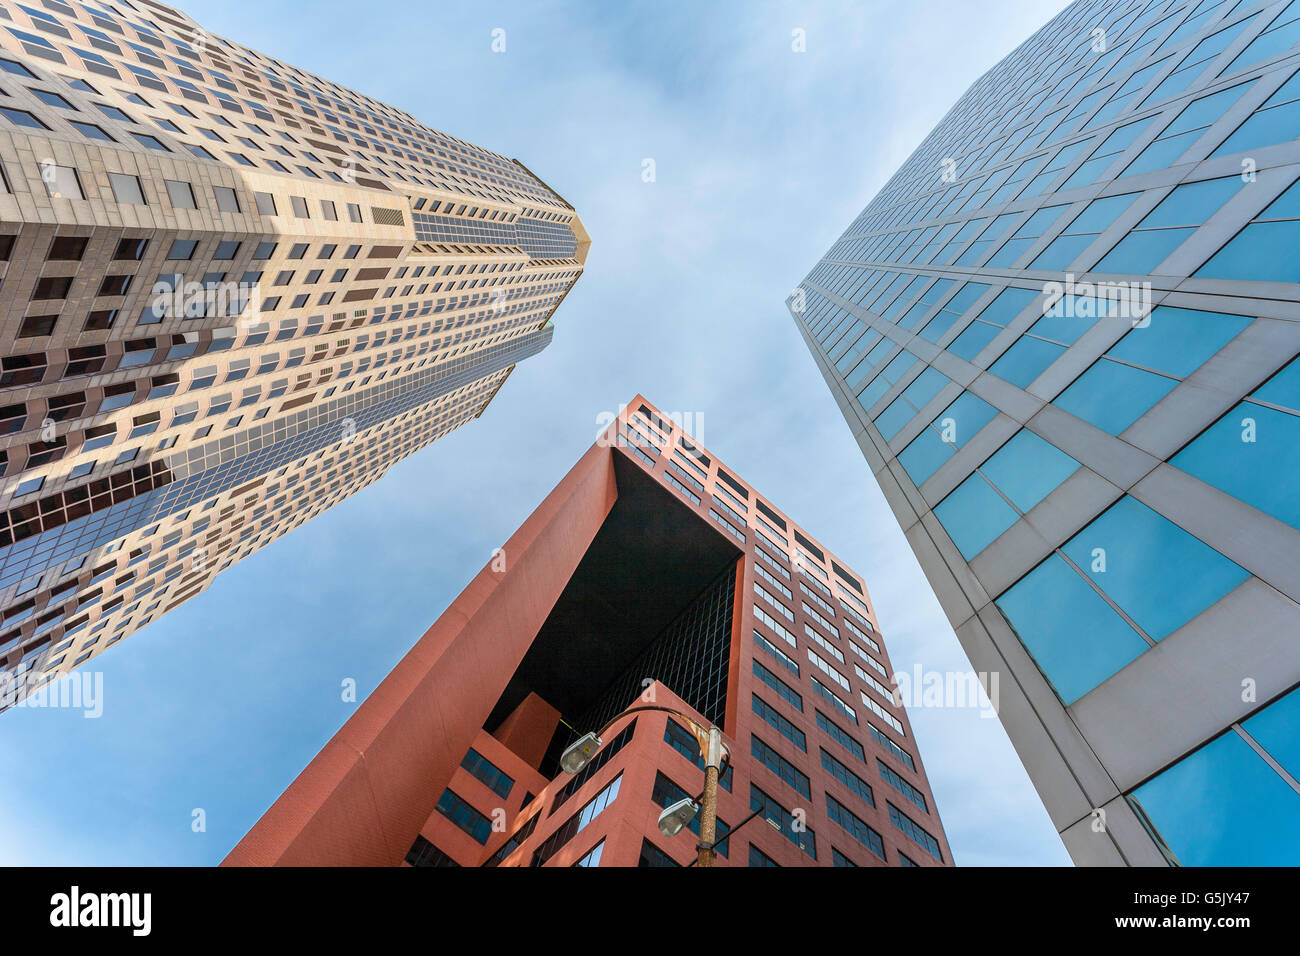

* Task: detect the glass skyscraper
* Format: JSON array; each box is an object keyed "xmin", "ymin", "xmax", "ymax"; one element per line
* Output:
[{"xmin": 790, "ymin": 0, "xmax": 1300, "ymax": 865}]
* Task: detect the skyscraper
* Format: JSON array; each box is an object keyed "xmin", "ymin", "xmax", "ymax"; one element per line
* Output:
[
  {"xmin": 790, "ymin": 0, "xmax": 1300, "ymax": 866},
  {"xmin": 225, "ymin": 396, "xmax": 952, "ymax": 867},
  {"xmin": 0, "ymin": 0, "xmax": 588, "ymax": 709}
]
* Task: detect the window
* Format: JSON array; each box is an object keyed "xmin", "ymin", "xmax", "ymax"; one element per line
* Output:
[
  {"xmin": 637, "ymin": 839, "xmax": 679, "ymax": 867},
  {"xmin": 873, "ymin": 367, "xmax": 952, "ymax": 439},
  {"xmin": 31, "ymin": 275, "xmax": 73, "ymax": 299},
  {"xmin": 652, "ymin": 772, "xmax": 730, "ymax": 857},
  {"xmin": 1173, "ymin": 355, "xmax": 1300, "ymax": 530},
  {"xmin": 898, "ymin": 390, "xmax": 1000, "ymax": 486},
  {"xmin": 433, "ymin": 789, "xmax": 491, "ymax": 845},
  {"xmin": 532, "ymin": 773, "xmax": 622, "ymax": 866},
  {"xmin": 750, "ymin": 785, "xmax": 815, "ymax": 858},
  {"xmin": 826, "ymin": 794, "xmax": 885, "ymax": 860},
  {"xmin": 752, "ymin": 693, "xmax": 807, "ymax": 752},
  {"xmin": 888, "ymin": 802, "xmax": 943, "ymax": 861},
  {"xmin": 749, "ymin": 844, "xmax": 779, "ymax": 867},
  {"xmin": 1126, "ymin": 82, "xmax": 1254, "ymax": 177},
  {"xmin": 1030, "ymin": 193, "xmax": 1139, "ymax": 270},
  {"xmin": 17, "ymin": 314, "xmax": 56, "ymax": 337},
  {"xmin": 114, "ymin": 237, "xmax": 148, "ymax": 260},
  {"xmin": 817, "ymin": 710, "xmax": 866, "ymax": 763},
  {"xmin": 165, "ymin": 179, "xmax": 196, "ymax": 208},
  {"xmin": 573, "ymin": 841, "xmax": 604, "ymax": 867},
  {"xmin": 996, "ymin": 497, "xmax": 1249, "ymax": 704},
  {"xmin": 213, "ymin": 185, "xmax": 241, "ymax": 212},
  {"xmin": 1061, "ymin": 117, "xmax": 1158, "ymax": 189},
  {"xmin": 753, "ymin": 659, "xmax": 802, "ymax": 712},
  {"xmin": 855, "ymin": 350, "xmax": 920, "ymax": 412},
  {"xmin": 0, "ymin": 58, "xmax": 36, "ymax": 78},
  {"xmin": 934, "ymin": 430, "xmax": 1080, "ymax": 558},
  {"xmin": 290, "ymin": 195, "xmax": 309, "ymax": 218},
  {"xmin": 664, "ymin": 720, "xmax": 732, "ymax": 790},
  {"xmin": 97, "ymin": 273, "xmax": 131, "ymax": 296},
  {"xmin": 167, "ymin": 239, "xmax": 198, "ymax": 260},
  {"xmin": 96, "ymin": 103, "xmax": 133, "ymax": 123},
  {"xmin": 1127, "ymin": 687, "xmax": 1300, "ymax": 865},
  {"xmin": 985, "ymin": 205, "xmax": 1069, "ymax": 268},
  {"xmin": 72, "ymin": 121, "xmax": 115, "ymax": 142},
  {"xmin": 130, "ymin": 132, "xmax": 169, "ymax": 152},
  {"xmin": 254, "ymin": 191, "xmax": 277, "ymax": 215},
  {"xmin": 460, "ymin": 748, "xmax": 513, "ymax": 799},
  {"xmin": 108, "ymin": 172, "xmax": 145, "ymax": 205},
  {"xmin": 946, "ymin": 286, "xmax": 1040, "ymax": 361},
  {"xmin": 879, "ymin": 759, "xmax": 928, "ymax": 813},
  {"xmin": 917, "ymin": 282, "xmax": 991, "ymax": 343},
  {"xmin": 0, "ymin": 107, "xmax": 49, "ymax": 129},
  {"xmin": 42, "ymin": 164, "xmax": 84, "ymax": 200},
  {"xmin": 821, "ymin": 749, "xmax": 875, "ymax": 806},
  {"xmin": 1195, "ymin": 178, "xmax": 1300, "ymax": 283},
  {"xmin": 752, "ymin": 735, "xmax": 811, "ymax": 797},
  {"xmin": 1211, "ymin": 69, "xmax": 1300, "ymax": 159},
  {"xmin": 1054, "ymin": 306, "xmax": 1251, "ymax": 434},
  {"xmin": 404, "ymin": 835, "xmax": 458, "ymax": 868},
  {"xmin": 48, "ymin": 236, "xmax": 88, "ymax": 260},
  {"xmin": 1096, "ymin": 176, "xmax": 1245, "ymax": 275}
]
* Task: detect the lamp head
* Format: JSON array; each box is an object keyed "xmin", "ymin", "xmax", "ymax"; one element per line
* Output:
[
  {"xmin": 657, "ymin": 797, "xmax": 700, "ymax": 838},
  {"xmin": 560, "ymin": 732, "xmax": 602, "ymax": 775}
]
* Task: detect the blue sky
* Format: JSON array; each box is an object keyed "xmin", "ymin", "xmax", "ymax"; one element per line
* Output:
[{"xmin": 0, "ymin": 0, "xmax": 1073, "ymax": 866}]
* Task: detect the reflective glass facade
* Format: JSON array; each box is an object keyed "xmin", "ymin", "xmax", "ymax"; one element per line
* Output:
[{"xmin": 790, "ymin": 0, "xmax": 1300, "ymax": 865}]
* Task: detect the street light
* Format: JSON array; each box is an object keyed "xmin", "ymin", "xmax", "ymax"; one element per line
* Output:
[
  {"xmin": 560, "ymin": 704, "xmax": 731, "ymax": 867},
  {"xmin": 656, "ymin": 797, "xmax": 699, "ymax": 837}
]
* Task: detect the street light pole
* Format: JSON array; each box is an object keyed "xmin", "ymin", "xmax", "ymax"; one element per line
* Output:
[
  {"xmin": 697, "ymin": 725, "xmax": 723, "ymax": 868},
  {"xmin": 560, "ymin": 704, "xmax": 733, "ymax": 867}
]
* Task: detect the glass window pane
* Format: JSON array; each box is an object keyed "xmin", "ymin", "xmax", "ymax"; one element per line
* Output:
[
  {"xmin": 934, "ymin": 473, "xmax": 1019, "ymax": 559},
  {"xmin": 1061, "ymin": 496, "xmax": 1250, "ymax": 641},
  {"xmin": 979, "ymin": 430, "xmax": 1080, "ymax": 512},
  {"xmin": 1130, "ymin": 726, "xmax": 1300, "ymax": 866},
  {"xmin": 1174, "ymin": 402, "xmax": 1300, "ymax": 529},
  {"xmin": 1054, "ymin": 359, "xmax": 1177, "ymax": 433},
  {"xmin": 996, "ymin": 554, "xmax": 1148, "ymax": 703},
  {"xmin": 989, "ymin": 336, "xmax": 1066, "ymax": 387}
]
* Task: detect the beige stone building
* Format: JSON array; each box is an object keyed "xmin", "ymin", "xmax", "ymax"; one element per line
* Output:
[{"xmin": 0, "ymin": 0, "xmax": 589, "ymax": 707}]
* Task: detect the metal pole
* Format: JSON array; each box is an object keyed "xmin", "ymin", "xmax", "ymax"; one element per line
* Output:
[{"xmin": 697, "ymin": 725, "xmax": 722, "ymax": 868}]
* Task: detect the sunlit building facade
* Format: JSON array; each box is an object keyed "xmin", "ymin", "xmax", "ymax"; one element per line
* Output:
[
  {"xmin": 0, "ymin": 0, "xmax": 588, "ymax": 708},
  {"xmin": 790, "ymin": 0, "xmax": 1300, "ymax": 864},
  {"xmin": 225, "ymin": 397, "xmax": 952, "ymax": 867}
]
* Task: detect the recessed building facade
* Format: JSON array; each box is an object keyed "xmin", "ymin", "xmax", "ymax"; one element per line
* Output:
[
  {"xmin": 789, "ymin": 0, "xmax": 1300, "ymax": 865},
  {"xmin": 0, "ymin": 0, "xmax": 588, "ymax": 709},
  {"xmin": 225, "ymin": 397, "xmax": 952, "ymax": 867}
]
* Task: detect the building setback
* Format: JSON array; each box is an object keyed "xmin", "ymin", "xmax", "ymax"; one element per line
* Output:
[
  {"xmin": 0, "ymin": 0, "xmax": 588, "ymax": 709},
  {"xmin": 224, "ymin": 396, "xmax": 953, "ymax": 867},
  {"xmin": 789, "ymin": 0, "xmax": 1300, "ymax": 865}
]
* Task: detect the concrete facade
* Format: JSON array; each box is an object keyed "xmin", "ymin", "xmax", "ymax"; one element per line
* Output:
[{"xmin": 0, "ymin": 0, "xmax": 588, "ymax": 707}]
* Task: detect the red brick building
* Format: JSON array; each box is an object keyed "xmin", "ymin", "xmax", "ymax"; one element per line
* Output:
[{"xmin": 224, "ymin": 396, "xmax": 953, "ymax": 867}]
